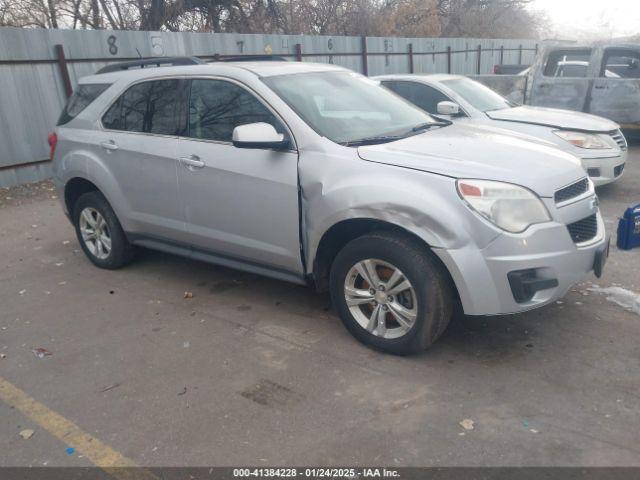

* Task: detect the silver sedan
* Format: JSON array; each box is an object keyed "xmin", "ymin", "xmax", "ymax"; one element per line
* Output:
[{"xmin": 375, "ymin": 74, "xmax": 627, "ymax": 186}]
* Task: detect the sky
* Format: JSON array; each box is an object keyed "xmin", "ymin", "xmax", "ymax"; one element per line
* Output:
[{"xmin": 531, "ymin": 0, "xmax": 640, "ymax": 40}]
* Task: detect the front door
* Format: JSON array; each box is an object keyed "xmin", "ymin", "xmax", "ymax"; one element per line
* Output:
[{"xmin": 175, "ymin": 78, "xmax": 302, "ymax": 275}]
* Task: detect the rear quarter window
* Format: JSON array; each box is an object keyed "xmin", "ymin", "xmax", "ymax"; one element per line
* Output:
[{"xmin": 57, "ymin": 84, "xmax": 111, "ymax": 125}]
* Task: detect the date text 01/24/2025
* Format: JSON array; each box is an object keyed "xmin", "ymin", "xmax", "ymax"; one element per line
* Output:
[{"xmin": 233, "ymin": 468, "xmax": 401, "ymax": 478}]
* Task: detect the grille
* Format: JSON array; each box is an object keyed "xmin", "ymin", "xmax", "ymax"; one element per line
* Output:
[
  {"xmin": 555, "ymin": 178, "xmax": 589, "ymax": 204},
  {"xmin": 614, "ymin": 164, "xmax": 625, "ymax": 177},
  {"xmin": 567, "ymin": 214, "xmax": 598, "ymax": 243},
  {"xmin": 610, "ymin": 130, "xmax": 628, "ymax": 151}
]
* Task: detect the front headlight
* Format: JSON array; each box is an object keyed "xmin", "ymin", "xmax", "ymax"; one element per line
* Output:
[
  {"xmin": 553, "ymin": 130, "xmax": 609, "ymax": 149},
  {"xmin": 457, "ymin": 180, "xmax": 551, "ymax": 233}
]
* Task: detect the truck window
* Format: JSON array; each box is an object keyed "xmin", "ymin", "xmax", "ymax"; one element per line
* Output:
[
  {"xmin": 601, "ymin": 49, "xmax": 640, "ymax": 78},
  {"xmin": 543, "ymin": 49, "xmax": 592, "ymax": 78}
]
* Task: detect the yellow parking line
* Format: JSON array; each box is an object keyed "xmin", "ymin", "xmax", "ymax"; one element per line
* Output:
[{"xmin": 0, "ymin": 377, "xmax": 157, "ymax": 480}]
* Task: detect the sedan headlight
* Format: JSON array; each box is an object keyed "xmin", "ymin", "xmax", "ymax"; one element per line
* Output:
[
  {"xmin": 553, "ymin": 130, "xmax": 609, "ymax": 149},
  {"xmin": 457, "ymin": 180, "xmax": 551, "ymax": 233}
]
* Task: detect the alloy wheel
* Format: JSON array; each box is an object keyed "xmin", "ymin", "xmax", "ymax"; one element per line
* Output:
[
  {"xmin": 343, "ymin": 258, "xmax": 418, "ymax": 339},
  {"xmin": 79, "ymin": 207, "xmax": 112, "ymax": 260}
]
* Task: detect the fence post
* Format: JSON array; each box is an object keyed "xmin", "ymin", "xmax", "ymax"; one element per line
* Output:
[
  {"xmin": 295, "ymin": 43, "xmax": 302, "ymax": 62},
  {"xmin": 500, "ymin": 45, "xmax": 504, "ymax": 65},
  {"xmin": 477, "ymin": 44, "xmax": 482, "ymax": 74},
  {"xmin": 55, "ymin": 44, "xmax": 73, "ymax": 99},
  {"xmin": 447, "ymin": 46, "xmax": 452, "ymax": 74},
  {"xmin": 361, "ymin": 36, "xmax": 368, "ymax": 76},
  {"xmin": 518, "ymin": 44, "xmax": 523, "ymax": 64},
  {"xmin": 408, "ymin": 43, "xmax": 414, "ymax": 73}
]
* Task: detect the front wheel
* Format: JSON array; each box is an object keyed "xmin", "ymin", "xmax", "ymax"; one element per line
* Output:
[{"xmin": 330, "ymin": 232, "xmax": 453, "ymax": 355}]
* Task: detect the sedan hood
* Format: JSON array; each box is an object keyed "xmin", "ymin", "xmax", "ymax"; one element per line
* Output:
[
  {"xmin": 357, "ymin": 124, "xmax": 584, "ymax": 198},
  {"xmin": 486, "ymin": 106, "xmax": 618, "ymax": 132}
]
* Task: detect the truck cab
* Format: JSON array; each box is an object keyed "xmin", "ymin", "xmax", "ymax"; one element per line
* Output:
[{"xmin": 528, "ymin": 43, "xmax": 640, "ymax": 136}]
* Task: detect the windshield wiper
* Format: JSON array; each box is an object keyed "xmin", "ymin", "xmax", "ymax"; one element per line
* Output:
[
  {"xmin": 412, "ymin": 119, "xmax": 452, "ymax": 132},
  {"xmin": 343, "ymin": 120, "xmax": 453, "ymax": 147},
  {"xmin": 341, "ymin": 135, "xmax": 403, "ymax": 147}
]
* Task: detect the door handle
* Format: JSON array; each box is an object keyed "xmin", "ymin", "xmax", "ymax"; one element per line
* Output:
[
  {"xmin": 179, "ymin": 155, "xmax": 205, "ymax": 169},
  {"xmin": 100, "ymin": 140, "xmax": 118, "ymax": 151}
]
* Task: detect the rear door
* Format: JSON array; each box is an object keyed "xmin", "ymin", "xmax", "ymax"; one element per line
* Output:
[
  {"xmin": 529, "ymin": 48, "xmax": 595, "ymax": 112},
  {"xmin": 589, "ymin": 47, "xmax": 640, "ymax": 128},
  {"xmin": 96, "ymin": 79, "xmax": 186, "ymax": 242},
  {"xmin": 175, "ymin": 78, "xmax": 302, "ymax": 275}
]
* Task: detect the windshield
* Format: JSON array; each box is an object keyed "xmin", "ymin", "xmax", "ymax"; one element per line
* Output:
[
  {"xmin": 441, "ymin": 77, "xmax": 513, "ymax": 112},
  {"xmin": 263, "ymin": 71, "xmax": 439, "ymax": 144}
]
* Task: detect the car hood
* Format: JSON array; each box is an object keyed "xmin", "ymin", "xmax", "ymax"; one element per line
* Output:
[
  {"xmin": 357, "ymin": 124, "xmax": 584, "ymax": 198},
  {"xmin": 486, "ymin": 106, "xmax": 618, "ymax": 132}
]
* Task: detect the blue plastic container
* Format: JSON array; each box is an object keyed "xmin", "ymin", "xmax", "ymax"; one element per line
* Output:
[{"xmin": 617, "ymin": 203, "xmax": 640, "ymax": 250}]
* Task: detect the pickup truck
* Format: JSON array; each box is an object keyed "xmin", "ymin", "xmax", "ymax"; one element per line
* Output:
[{"xmin": 474, "ymin": 42, "xmax": 640, "ymax": 137}]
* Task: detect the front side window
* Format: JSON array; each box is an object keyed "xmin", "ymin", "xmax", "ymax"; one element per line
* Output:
[
  {"xmin": 188, "ymin": 79, "xmax": 283, "ymax": 142},
  {"xmin": 543, "ymin": 49, "xmax": 592, "ymax": 78},
  {"xmin": 382, "ymin": 81, "xmax": 451, "ymax": 114},
  {"xmin": 58, "ymin": 83, "xmax": 110, "ymax": 126},
  {"xmin": 101, "ymin": 79, "xmax": 181, "ymax": 135},
  {"xmin": 440, "ymin": 78, "xmax": 512, "ymax": 112},
  {"xmin": 602, "ymin": 49, "xmax": 640, "ymax": 78},
  {"xmin": 263, "ymin": 71, "xmax": 438, "ymax": 144}
]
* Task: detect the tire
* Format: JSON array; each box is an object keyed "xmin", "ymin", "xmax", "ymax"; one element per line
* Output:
[
  {"xmin": 72, "ymin": 191, "xmax": 134, "ymax": 269},
  {"xmin": 330, "ymin": 231, "xmax": 453, "ymax": 355}
]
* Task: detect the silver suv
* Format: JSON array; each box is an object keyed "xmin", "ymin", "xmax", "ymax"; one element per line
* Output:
[{"xmin": 51, "ymin": 60, "xmax": 609, "ymax": 355}]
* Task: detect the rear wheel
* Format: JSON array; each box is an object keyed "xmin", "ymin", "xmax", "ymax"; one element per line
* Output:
[
  {"xmin": 73, "ymin": 191, "xmax": 134, "ymax": 269},
  {"xmin": 330, "ymin": 232, "xmax": 453, "ymax": 355}
]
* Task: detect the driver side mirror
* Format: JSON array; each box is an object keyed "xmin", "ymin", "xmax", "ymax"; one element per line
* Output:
[
  {"xmin": 437, "ymin": 101, "xmax": 461, "ymax": 116},
  {"xmin": 232, "ymin": 122, "xmax": 290, "ymax": 150}
]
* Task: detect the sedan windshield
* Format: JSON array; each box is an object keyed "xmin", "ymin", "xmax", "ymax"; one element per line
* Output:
[
  {"xmin": 263, "ymin": 71, "xmax": 439, "ymax": 145},
  {"xmin": 441, "ymin": 77, "xmax": 513, "ymax": 112}
]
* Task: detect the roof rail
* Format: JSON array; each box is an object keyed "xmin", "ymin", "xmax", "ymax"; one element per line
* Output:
[
  {"xmin": 96, "ymin": 56, "xmax": 205, "ymax": 74},
  {"xmin": 211, "ymin": 55, "xmax": 290, "ymax": 62}
]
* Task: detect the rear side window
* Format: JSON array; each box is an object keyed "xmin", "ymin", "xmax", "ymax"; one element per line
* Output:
[
  {"xmin": 57, "ymin": 84, "xmax": 110, "ymax": 126},
  {"xmin": 102, "ymin": 79, "xmax": 181, "ymax": 135},
  {"xmin": 543, "ymin": 49, "xmax": 592, "ymax": 77},
  {"xmin": 602, "ymin": 49, "xmax": 640, "ymax": 78},
  {"xmin": 382, "ymin": 81, "xmax": 450, "ymax": 114}
]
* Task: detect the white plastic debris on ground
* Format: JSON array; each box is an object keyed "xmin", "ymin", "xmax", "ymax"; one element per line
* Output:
[{"xmin": 588, "ymin": 286, "xmax": 640, "ymax": 316}]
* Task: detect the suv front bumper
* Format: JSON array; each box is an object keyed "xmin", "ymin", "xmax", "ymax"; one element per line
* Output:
[{"xmin": 434, "ymin": 212, "xmax": 607, "ymax": 316}]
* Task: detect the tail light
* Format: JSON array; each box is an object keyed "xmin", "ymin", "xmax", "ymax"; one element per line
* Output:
[
  {"xmin": 493, "ymin": 64, "xmax": 500, "ymax": 74},
  {"xmin": 48, "ymin": 132, "xmax": 58, "ymax": 160}
]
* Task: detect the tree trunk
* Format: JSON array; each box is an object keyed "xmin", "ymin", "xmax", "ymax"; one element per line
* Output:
[
  {"xmin": 47, "ymin": 0, "xmax": 58, "ymax": 28},
  {"xmin": 141, "ymin": 0, "xmax": 165, "ymax": 30}
]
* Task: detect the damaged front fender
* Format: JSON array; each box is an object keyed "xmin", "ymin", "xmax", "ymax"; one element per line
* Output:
[{"xmin": 298, "ymin": 149, "xmax": 500, "ymax": 275}]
